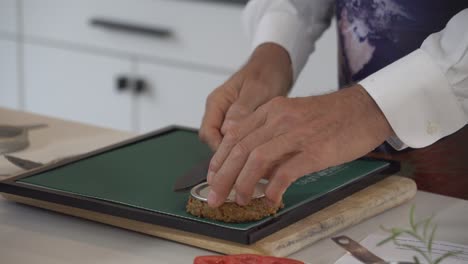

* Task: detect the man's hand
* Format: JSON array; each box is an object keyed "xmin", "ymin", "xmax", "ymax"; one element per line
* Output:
[
  {"xmin": 199, "ymin": 43, "xmax": 293, "ymax": 151},
  {"xmin": 206, "ymin": 85, "xmax": 394, "ymax": 207}
]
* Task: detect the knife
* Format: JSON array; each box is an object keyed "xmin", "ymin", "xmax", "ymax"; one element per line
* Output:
[
  {"xmin": 7, "ymin": 153, "xmax": 212, "ymax": 192},
  {"xmin": 5, "ymin": 153, "xmax": 210, "ymax": 191},
  {"xmin": 332, "ymin": 236, "xmax": 414, "ymax": 264},
  {"xmin": 332, "ymin": 236, "xmax": 386, "ymax": 264},
  {"xmin": 4, "ymin": 155, "xmax": 43, "ymax": 170},
  {"xmin": 173, "ymin": 156, "xmax": 212, "ymax": 192},
  {"xmin": 4, "ymin": 154, "xmax": 83, "ymax": 171}
]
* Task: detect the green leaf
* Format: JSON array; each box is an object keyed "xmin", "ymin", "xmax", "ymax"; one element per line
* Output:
[
  {"xmin": 433, "ymin": 251, "xmax": 461, "ymax": 264},
  {"xmin": 399, "ymin": 229, "xmax": 424, "ymax": 242},
  {"xmin": 423, "ymin": 215, "xmax": 434, "ymax": 240},
  {"xmin": 377, "ymin": 237, "xmax": 393, "ymax": 246},
  {"xmin": 391, "ymin": 227, "xmax": 406, "ymax": 234},
  {"xmin": 413, "ymin": 256, "xmax": 421, "ymax": 264},
  {"xmin": 410, "ymin": 205, "xmax": 417, "ymax": 230},
  {"xmin": 428, "ymin": 224, "xmax": 438, "ymax": 253},
  {"xmin": 377, "ymin": 226, "xmax": 406, "ymax": 246},
  {"xmin": 399, "ymin": 243, "xmax": 432, "ymax": 264},
  {"xmin": 377, "ymin": 231, "xmax": 402, "ymax": 246}
]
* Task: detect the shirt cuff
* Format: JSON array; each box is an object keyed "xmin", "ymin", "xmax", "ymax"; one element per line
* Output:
[
  {"xmin": 359, "ymin": 49, "xmax": 467, "ymax": 150},
  {"xmin": 249, "ymin": 12, "xmax": 314, "ymax": 80}
]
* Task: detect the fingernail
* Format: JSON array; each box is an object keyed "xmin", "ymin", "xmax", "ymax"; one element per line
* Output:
[
  {"xmin": 236, "ymin": 194, "xmax": 248, "ymax": 206},
  {"xmin": 207, "ymin": 191, "xmax": 219, "ymax": 208}
]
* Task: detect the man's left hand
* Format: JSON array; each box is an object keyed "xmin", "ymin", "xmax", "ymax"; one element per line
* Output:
[{"xmin": 206, "ymin": 85, "xmax": 394, "ymax": 207}]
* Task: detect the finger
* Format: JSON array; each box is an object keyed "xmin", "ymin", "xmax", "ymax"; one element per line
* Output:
[
  {"xmin": 220, "ymin": 102, "xmax": 255, "ymax": 135},
  {"xmin": 233, "ymin": 133, "xmax": 299, "ymax": 205},
  {"xmin": 266, "ymin": 154, "xmax": 322, "ymax": 205},
  {"xmin": 211, "ymin": 124, "xmax": 281, "ymax": 206},
  {"xmin": 207, "ymin": 123, "xmax": 270, "ymax": 208},
  {"xmin": 220, "ymin": 83, "xmax": 273, "ymax": 135},
  {"xmin": 207, "ymin": 109, "xmax": 266, "ymax": 185},
  {"xmin": 199, "ymin": 91, "xmax": 232, "ymax": 150},
  {"xmin": 207, "ymin": 145, "xmax": 249, "ymax": 208}
]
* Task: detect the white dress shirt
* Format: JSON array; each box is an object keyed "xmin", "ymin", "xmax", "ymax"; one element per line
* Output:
[{"xmin": 243, "ymin": 0, "xmax": 468, "ymax": 150}]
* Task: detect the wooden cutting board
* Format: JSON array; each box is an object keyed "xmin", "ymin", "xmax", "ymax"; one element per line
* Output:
[{"xmin": 1, "ymin": 175, "xmax": 416, "ymax": 257}]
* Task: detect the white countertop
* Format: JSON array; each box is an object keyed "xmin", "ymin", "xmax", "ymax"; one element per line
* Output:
[{"xmin": 1, "ymin": 107, "xmax": 467, "ymax": 264}]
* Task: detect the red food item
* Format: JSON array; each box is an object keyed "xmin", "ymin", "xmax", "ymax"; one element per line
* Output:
[
  {"xmin": 194, "ymin": 255, "xmax": 225, "ymax": 264},
  {"xmin": 194, "ymin": 254, "xmax": 304, "ymax": 264},
  {"xmin": 261, "ymin": 256, "xmax": 304, "ymax": 264}
]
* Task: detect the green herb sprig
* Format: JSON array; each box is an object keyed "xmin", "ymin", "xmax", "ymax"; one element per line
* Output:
[{"xmin": 378, "ymin": 205, "xmax": 460, "ymax": 264}]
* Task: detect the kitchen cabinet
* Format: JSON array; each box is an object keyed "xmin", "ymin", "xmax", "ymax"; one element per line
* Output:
[
  {"xmin": 23, "ymin": 44, "xmax": 227, "ymax": 132},
  {"xmin": 0, "ymin": 40, "xmax": 18, "ymax": 109},
  {"xmin": 22, "ymin": 0, "xmax": 249, "ymax": 69},
  {"xmin": 18, "ymin": 0, "xmax": 245, "ymax": 132},
  {"xmin": 0, "ymin": 0, "xmax": 17, "ymax": 35},
  {"xmin": 136, "ymin": 62, "xmax": 227, "ymax": 132},
  {"xmin": 23, "ymin": 44, "xmax": 134, "ymax": 131}
]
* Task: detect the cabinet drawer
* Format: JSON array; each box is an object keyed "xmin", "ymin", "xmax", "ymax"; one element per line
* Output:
[
  {"xmin": 24, "ymin": 44, "xmax": 134, "ymax": 131},
  {"xmin": 23, "ymin": 0, "xmax": 249, "ymax": 70},
  {"xmin": 137, "ymin": 62, "xmax": 227, "ymax": 132},
  {"xmin": 0, "ymin": 0, "xmax": 17, "ymax": 34}
]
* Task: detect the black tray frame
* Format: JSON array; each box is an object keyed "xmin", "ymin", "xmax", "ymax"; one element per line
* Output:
[{"xmin": 0, "ymin": 125, "xmax": 400, "ymax": 244}]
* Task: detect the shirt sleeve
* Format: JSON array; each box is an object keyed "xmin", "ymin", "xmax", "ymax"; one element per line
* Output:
[
  {"xmin": 359, "ymin": 9, "xmax": 468, "ymax": 150},
  {"xmin": 242, "ymin": 0, "xmax": 335, "ymax": 80}
]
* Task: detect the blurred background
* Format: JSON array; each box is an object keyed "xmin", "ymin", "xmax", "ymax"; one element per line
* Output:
[{"xmin": 0, "ymin": 0, "xmax": 338, "ymax": 133}]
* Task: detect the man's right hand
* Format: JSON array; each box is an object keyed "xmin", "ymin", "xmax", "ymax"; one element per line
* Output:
[{"xmin": 199, "ymin": 43, "xmax": 293, "ymax": 151}]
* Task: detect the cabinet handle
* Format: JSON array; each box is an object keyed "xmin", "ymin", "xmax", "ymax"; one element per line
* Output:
[
  {"xmin": 90, "ymin": 18, "xmax": 172, "ymax": 38},
  {"xmin": 134, "ymin": 79, "xmax": 147, "ymax": 94},
  {"xmin": 116, "ymin": 76, "xmax": 129, "ymax": 91}
]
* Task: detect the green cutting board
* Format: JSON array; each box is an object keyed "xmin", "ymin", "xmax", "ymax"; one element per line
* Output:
[{"xmin": 17, "ymin": 129, "xmax": 389, "ymax": 231}]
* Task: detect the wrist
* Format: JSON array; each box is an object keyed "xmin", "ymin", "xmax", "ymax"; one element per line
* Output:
[
  {"xmin": 356, "ymin": 85, "xmax": 394, "ymax": 140},
  {"xmin": 341, "ymin": 85, "xmax": 394, "ymax": 142},
  {"xmin": 246, "ymin": 43, "xmax": 293, "ymax": 94}
]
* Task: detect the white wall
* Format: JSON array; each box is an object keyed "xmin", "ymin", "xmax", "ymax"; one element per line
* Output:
[{"xmin": 290, "ymin": 19, "xmax": 338, "ymax": 97}]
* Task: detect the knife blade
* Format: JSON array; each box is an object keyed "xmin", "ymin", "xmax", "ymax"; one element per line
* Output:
[
  {"xmin": 173, "ymin": 156, "xmax": 212, "ymax": 192},
  {"xmin": 4, "ymin": 155, "xmax": 44, "ymax": 170},
  {"xmin": 332, "ymin": 236, "xmax": 387, "ymax": 264},
  {"xmin": 4, "ymin": 154, "xmax": 83, "ymax": 171}
]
